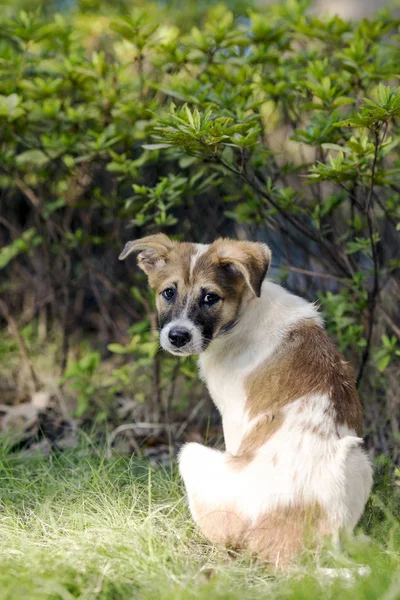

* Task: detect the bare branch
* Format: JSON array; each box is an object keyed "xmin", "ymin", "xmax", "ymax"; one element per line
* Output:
[
  {"xmin": 14, "ymin": 177, "xmax": 41, "ymax": 209},
  {"xmin": 283, "ymin": 265, "xmax": 346, "ymax": 282},
  {"xmin": 379, "ymin": 308, "xmax": 400, "ymax": 341}
]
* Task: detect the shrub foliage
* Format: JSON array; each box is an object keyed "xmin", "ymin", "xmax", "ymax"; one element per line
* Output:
[{"xmin": 0, "ymin": 1, "xmax": 399, "ymax": 459}]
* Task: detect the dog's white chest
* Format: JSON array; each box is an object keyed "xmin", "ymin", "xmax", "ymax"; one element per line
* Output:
[{"xmin": 199, "ymin": 355, "xmax": 249, "ymax": 455}]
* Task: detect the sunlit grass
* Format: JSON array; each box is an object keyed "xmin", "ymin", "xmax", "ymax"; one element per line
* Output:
[{"xmin": 0, "ymin": 442, "xmax": 398, "ymax": 600}]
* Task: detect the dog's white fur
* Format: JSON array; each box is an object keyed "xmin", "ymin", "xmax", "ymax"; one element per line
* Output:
[{"xmin": 179, "ymin": 279, "xmax": 372, "ymax": 549}]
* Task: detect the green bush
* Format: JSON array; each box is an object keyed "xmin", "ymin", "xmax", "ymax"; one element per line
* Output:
[{"xmin": 0, "ymin": 0, "xmax": 399, "ymax": 459}]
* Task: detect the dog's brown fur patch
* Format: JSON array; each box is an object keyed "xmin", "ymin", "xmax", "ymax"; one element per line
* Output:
[
  {"xmin": 147, "ymin": 242, "xmax": 197, "ymax": 291},
  {"xmin": 237, "ymin": 320, "xmax": 362, "ymax": 461},
  {"xmin": 200, "ymin": 239, "xmax": 271, "ymax": 297},
  {"xmin": 191, "ymin": 497, "xmax": 329, "ymax": 567},
  {"xmin": 234, "ymin": 412, "xmax": 284, "ymax": 466}
]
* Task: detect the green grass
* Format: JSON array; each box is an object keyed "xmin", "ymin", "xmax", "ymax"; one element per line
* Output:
[{"xmin": 0, "ymin": 443, "xmax": 399, "ymax": 600}]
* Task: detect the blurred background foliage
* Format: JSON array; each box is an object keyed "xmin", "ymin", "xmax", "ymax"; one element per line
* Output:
[{"xmin": 0, "ymin": 0, "xmax": 399, "ymax": 463}]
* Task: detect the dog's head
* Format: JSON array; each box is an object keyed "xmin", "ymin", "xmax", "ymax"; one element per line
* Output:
[{"xmin": 119, "ymin": 234, "xmax": 271, "ymax": 356}]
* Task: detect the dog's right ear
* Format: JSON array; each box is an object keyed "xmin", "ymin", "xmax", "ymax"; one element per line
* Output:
[{"xmin": 119, "ymin": 234, "xmax": 174, "ymax": 274}]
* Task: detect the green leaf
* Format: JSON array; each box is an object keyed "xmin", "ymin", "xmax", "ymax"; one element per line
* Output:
[
  {"xmin": 141, "ymin": 143, "xmax": 172, "ymax": 150},
  {"xmin": 107, "ymin": 343, "xmax": 130, "ymax": 354},
  {"xmin": 0, "ymin": 229, "xmax": 42, "ymax": 269},
  {"xmin": 16, "ymin": 150, "xmax": 49, "ymax": 167},
  {"xmin": 321, "ymin": 143, "xmax": 351, "ymax": 154},
  {"xmin": 378, "ymin": 354, "xmax": 391, "ymax": 372},
  {"xmin": 0, "ymin": 93, "xmax": 24, "ymax": 120}
]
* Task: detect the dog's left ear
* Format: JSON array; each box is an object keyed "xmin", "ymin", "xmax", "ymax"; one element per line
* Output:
[
  {"xmin": 119, "ymin": 233, "xmax": 174, "ymax": 274},
  {"xmin": 217, "ymin": 240, "xmax": 271, "ymax": 298}
]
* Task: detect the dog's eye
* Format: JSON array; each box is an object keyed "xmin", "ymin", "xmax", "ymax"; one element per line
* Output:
[
  {"xmin": 203, "ymin": 292, "xmax": 221, "ymax": 306},
  {"xmin": 162, "ymin": 287, "xmax": 175, "ymax": 301}
]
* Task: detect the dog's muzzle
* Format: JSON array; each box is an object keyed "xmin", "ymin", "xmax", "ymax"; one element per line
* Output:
[{"xmin": 160, "ymin": 319, "xmax": 204, "ymax": 355}]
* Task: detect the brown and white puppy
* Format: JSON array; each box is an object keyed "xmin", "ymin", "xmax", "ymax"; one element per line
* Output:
[{"xmin": 119, "ymin": 234, "xmax": 372, "ymax": 567}]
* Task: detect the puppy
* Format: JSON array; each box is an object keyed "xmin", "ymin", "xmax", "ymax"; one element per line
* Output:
[{"xmin": 119, "ymin": 234, "xmax": 373, "ymax": 567}]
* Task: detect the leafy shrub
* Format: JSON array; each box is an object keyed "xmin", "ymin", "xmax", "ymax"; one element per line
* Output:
[{"xmin": 0, "ymin": 0, "xmax": 399, "ymax": 459}]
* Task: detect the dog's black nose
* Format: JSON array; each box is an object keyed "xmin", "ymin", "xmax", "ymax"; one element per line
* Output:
[{"xmin": 168, "ymin": 328, "xmax": 191, "ymax": 348}]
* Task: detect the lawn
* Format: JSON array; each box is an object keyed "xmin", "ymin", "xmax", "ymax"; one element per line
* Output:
[{"xmin": 0, "ymin": 444, "xmax": 399, "ymax": 600}]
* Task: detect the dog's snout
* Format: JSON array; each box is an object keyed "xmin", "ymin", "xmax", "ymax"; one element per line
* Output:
[{"xmin": 168, "ymin": 328, "xmax": 191, "ymax": 348}]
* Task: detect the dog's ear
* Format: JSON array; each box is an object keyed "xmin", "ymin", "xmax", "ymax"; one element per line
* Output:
[
  {"xmin": 119, "ymin": 233, "xmax": 174, "ymax": 274},
  {"xmin": 216, "ymin": 240, "xmax": 271, "ymax": 298}
]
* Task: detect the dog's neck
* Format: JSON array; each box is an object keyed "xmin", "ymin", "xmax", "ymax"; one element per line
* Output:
[
  {"xmin": 198, "ymin": 280, "xmax": 322, "ymax": 454},
  {"xmin": 200, "ymin": 280, "xmax": 321, "ymax": 371}
]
